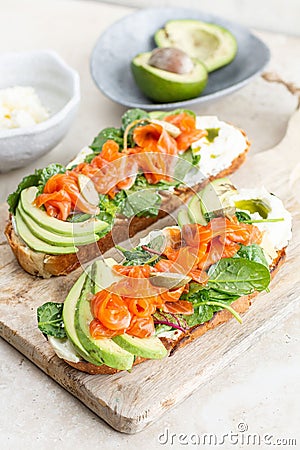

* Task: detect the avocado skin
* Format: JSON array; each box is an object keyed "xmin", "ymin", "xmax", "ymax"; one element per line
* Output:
[
  {"xmin": 131, "ymin": 54, "xmax": 207, "ymax": 103},
  {"xmin": 63, "ymin": 272, "xmax": 101, "ymax": 365}
]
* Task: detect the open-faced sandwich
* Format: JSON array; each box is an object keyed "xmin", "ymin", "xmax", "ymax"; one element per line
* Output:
[
  {"xmin": 5, "ymin": 109, "xmax": 250, "ymax": 278},
  {"xmin": 37, "ymin": 178, "xmax": 292, "ymax": 374}
]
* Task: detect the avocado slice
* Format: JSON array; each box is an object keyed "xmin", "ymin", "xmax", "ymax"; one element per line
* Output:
[
  {"xmin": 155, "ymin": 19, "xmax": 237, "ymax": 72},
  {"xmin": 177, "ymin": 209, "xmax": 190, "ymax": 228},
  {"xmin": 15, "ymin": 208, "xmax": 77, "ymax": 254},
  {"xmin": 200, "ymin": 177, "xmax": 238, "ymax": 218},
  {"xmin": 93, "ymin": 259, "xmax": 167, "ymax": 361},
  {"xmin": 17, "ymin": 203, "xmax": 99, "ymax": 247},
  {"xmin": 113, "ymin": 334, "xmax": 167, "ymax": 360},
  {"xmin": 62, "ymin": 272, "xmax": 100, "ymax": 365},
  {"xmin": 20, "ymin": 187, "xmax": 109, "ymax": 237},
  {"xmin": 131, "ymin": 51, "xmax": 207, "ymax": 103},
  {"xmin": 75, "ymin": 263, "xmax": 134, "ymax": 371},
  {"xmin": 188, "ymin": 192, "xmax": 208, "ymax": 225},
  {"xmin": 93, "ymin": 258, "xmax": 122, "ymax": 294}
]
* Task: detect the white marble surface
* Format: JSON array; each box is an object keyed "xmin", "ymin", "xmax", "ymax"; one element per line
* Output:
[{"xmin": 0, "ymin": 0, "xmax": 300, "ymax": 448}]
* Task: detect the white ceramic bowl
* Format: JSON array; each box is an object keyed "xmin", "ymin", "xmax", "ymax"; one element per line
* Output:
[{"xmin": 0, "ymin": 50, "xmax": 80, "ymax": 172}]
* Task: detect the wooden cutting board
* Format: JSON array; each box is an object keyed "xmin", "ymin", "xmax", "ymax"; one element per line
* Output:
[{"xmin": 0, "ymin": 109, "xmax": 299, "ymax": 434}]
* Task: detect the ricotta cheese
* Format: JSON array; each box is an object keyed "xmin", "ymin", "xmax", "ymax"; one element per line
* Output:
[
  {"xmin": 66, "ymin": 146, "xmax": 93, "ymax": 169},
  {"xmin": 156, "ymin": 329, "xmax": 183, "ymax": 340},
  {"xmin": 232, "ymin": 187, "xmax": 292, "ymax": 252},
  {"xmin": 0, "ymin": 86, "xmax": 49, "ymax": 130},
  {"xmin": 184, "ymin": 116, "xmax": 248, "ymax": 186},
  {"xmin": 48, "ymin": 336, "xmax": 81, "ymax": 363}
]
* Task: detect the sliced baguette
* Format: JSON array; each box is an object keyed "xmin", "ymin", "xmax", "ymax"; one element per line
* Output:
[
  {"xmin": 64, "ymin": 248, "xmax": 286, "ymax": 375},
  {"xmin": 5, "ymin": 140, "xmax": 249, "ymax": 278}
]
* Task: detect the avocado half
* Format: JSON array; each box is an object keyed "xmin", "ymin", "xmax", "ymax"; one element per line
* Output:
[
  {"xmin": 131, "ymin": 51, "xmax": 207, "ymax": 103},
  {"xmin": 155, "ymin": 19, "xmax": 237, "ymax": 72}
]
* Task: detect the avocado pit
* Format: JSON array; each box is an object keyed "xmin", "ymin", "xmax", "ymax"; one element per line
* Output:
[{"xmin": 148, "ymin": 47, "xmax": 194, "ymax": 75}]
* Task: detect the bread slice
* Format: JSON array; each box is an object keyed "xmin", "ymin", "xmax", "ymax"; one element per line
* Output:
[
  {"xmin": 64, "ymin": 248, "xmax": 286, "ymax": 375},
  {"xmin": 5, "ymin": 139, "xmax": 249, "ymax": 278}
]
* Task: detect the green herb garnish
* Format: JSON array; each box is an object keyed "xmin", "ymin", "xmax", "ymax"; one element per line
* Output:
[{"xmin": 37, "ymin": 302, "xmax": 66, "ymax": 338}]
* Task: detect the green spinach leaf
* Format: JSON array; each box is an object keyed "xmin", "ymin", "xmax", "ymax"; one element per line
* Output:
[
  {"xmin": 38, "ymin": 164, "xmax": 66, "ymax": 191},
  {"xmin": 179, "ymin": 254, "xmax": 271, "ymax": 328},
  {"xmin": 95, "ymin": 175, "xmax": 174, "ymax": 224},
  {"xmin": 188, "ymin": 300, "xmax": 242, "ymax": 325},
  {"xmin": 235, "ymin": 211, "xmax": 252, "ymax": 222},
  {"xmin": 89, "ymin": 127, "xmax": 123, "ymax": 154},
  {"xmin": 236, "ymin": 244, "xmax": 269, "ymax": 268},
  {"xmin": 185, "ymin": 303, "xmax": 215, "ymax": 327},
  {"xmin": 182, "ymin": 286, "xmax": 239, "ymax": 327},
  {"xmin": 155, "ymin": 251, "xmax": 269, "ymax": 330},
  {"xmin": 117, "ymin": 245, "xmax": 160, "ymax": 266},
  {"xmin": 207, "ymin": 257, "xmax": 271, "ymax": 295},
  {"xmin": 7, "ymin": 163, "xmax": 66, "ymax": 214},
  {"xmin": 120, "ymin": 189, "xmax": 162, "ymax": 218},
  {"xmin": 37, "ymin": 302, "xmax": 66, "ymax": 338},
  {"xmin": 7, "ymin": 173, "xmax": 40, "ymax": 214},
  {"xmin": 121, "ymin": 109, "xmax": 150, "ymax": 148},
  {"xmin": 96, "ymin": 191, "xmax": 126, "ymax": 225},
  {"xmin": 121, "ymin": 108, "xmax": 149, "ymax": 131},
  {"xmin": 185, "ymin": 281, "xmax": 207, "ymax": 296},
  {"xmin": 204, "ymin": 289, "xmax": 239, "ymax": 302},
  {"xmin": 134, "ymin": 173, "xmax": 177, "ymax": 191}
]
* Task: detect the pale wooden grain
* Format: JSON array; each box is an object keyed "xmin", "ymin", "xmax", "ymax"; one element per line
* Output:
[{"xmin": 0, "ymin": 108, "xmax": 299, "ymax": 433}]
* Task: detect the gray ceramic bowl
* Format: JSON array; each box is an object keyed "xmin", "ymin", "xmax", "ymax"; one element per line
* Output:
[
  {"xmin": 91, "ymin": 7, "xmax": 270, "ymax": 110},
  {"xmin": 0, "ymin": 50, "xmax": 80, "ymax": 172}
]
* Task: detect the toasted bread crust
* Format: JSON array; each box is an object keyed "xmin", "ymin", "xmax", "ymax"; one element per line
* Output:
[
  {"xmin": 63, "ymin": 248, "xmax": 286, "ymax": 375},
  {"xmin": 4, "ymin": 138, "xmax": 250, "ymax": 278},
  {"xmin": 65, "ymin": 355, "xmax": 147, "ymax": 375}
]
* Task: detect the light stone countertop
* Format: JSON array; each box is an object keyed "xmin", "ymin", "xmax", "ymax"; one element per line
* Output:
[
  {"xmin": 100, "ymin": 0, "xmax": 300, "ymax": 37},
  {"xmin": 0, "ymin": 0, "xmax": 300, "ymax": 448}
]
